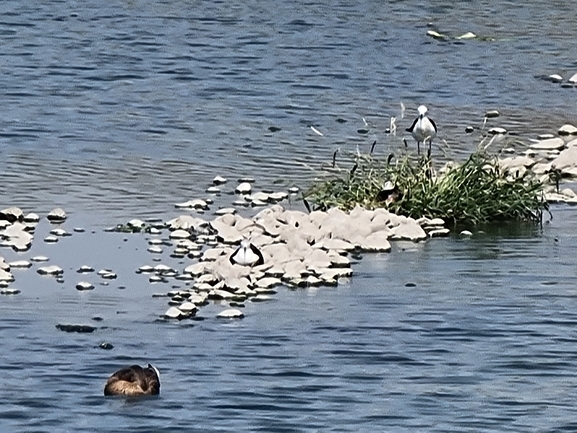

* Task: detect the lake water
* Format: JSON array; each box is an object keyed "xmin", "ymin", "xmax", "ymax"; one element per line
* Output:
[{"xmin": 2, "ymin": 0, "xmax": 577, "ymax": 431}]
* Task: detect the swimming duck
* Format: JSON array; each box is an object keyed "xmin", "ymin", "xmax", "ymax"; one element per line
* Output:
[
  {"xmin": 229, "ymin": 238, "xmax": 264, "ymax": 266},
  {"xmin": 104, "ymin": 364, "xmax": 160, "ymax": 396},
  {"xmin": 406, "ymin": 105, "xmax": 437, "ymax": 156}
]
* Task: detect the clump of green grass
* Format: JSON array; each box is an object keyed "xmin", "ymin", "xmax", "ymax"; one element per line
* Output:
[{"xmin": 304, "ymin": 150, "xmax": 548, "ymax": 226}]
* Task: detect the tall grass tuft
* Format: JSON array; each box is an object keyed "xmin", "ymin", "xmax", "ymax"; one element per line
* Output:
[{"xmin": 304, "ymin": 150, "xmax": 548, "ymax": 226}]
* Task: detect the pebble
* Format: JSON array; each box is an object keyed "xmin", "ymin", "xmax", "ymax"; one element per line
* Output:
[
  {"xmin": 484, "ymin": 110, "xmax": 500, "ymax": 118},
  {"xmin": 50, "ymin": 228, "xmax": 70, "ymax": 237},
  {"xmin": 559, "ymin": 124, "xmax": 577, "ymax": 136},
  {"xmin": 569, "ymin": 73, "xmax": 577, "ymax": 84},
  {"xmin": 77, "ymin": 265, "xmax": 95, "ymax": 273},
  {"xmin": 169, "ymin": 229, "xmax": 191, "ymax": 240},
  {"xmin": 235, "ymin": 182, "xmax": 252, "ymax": 194},
  {"xmin": 1, "ymin": 288, "xmax": 20, "ymax": 295},
  {"xmin": 31, "ymin": 256, "xmax": 50, "ymax": 262},
  {"xmin": 0, "ymin": 207, "xmax": 24, "ymax": 222},
  {"xmin": 76, "ymin": 281, "xmax": 95, "ymax": 291},
  {"xmin": 213, "ymin": 175, "xmax": 227, "ymax": 185},
  {"xmin": 147, "ymin": 246, "xmax": 163, "ymax": 254},
  {"xmin": 488, "ymin": 127, "xmax": 507, "ymax": 135},
  {"xmin": 9, "ymin": 260, "xmax": 32, "ymax": 268},
  {"xmin": 206, "ymin": 186, "xmax": 220, "ymax": 194},
  {"xmin": 23, "ymin": 213, "xmax": 40, "ymax": 223},
  {"xmin": 217, "ymin": 308, "xmax": 244, "ymax": 319},
  {"xmin": 47, "ymin": 208, "xmax": 67, "ymax": 223},
  {"xmin": 44, "ymin": 235, "xmax": 59, "ymax": 243},
  {"xmin": 37, "ymin": 265, "xmax": 63, "ymax": 276},
  {"xmin": 175, "ymin": 199, "xmax": 209, "ymax": 210}
]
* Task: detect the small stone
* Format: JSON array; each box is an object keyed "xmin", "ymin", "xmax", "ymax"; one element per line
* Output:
[
  {"xmin": 175, "ymin": 199, "xmax": 209, "ymax": 210},
  {"xmin": 213, "ymin": 175, "xmax": 227, "ymax": 185},
  {"xmin": 530, "ymin": 137, "xmax": 565, "ymax": 151},
  {"xmin": 8, "ymin": 260, "xmax": 32, "ymax": 268},
  {"xmin": 235, "ymin": 182, "xmax": 252, "ymax": 194},
  {"xmin": 215, "ymin": 208, "xmax": 236, "ymax": 216},
  {"xmin": 569, "ymin": 73, "xmax": 577, "ymax": 84},
  {"xmin": 0, "ymin": 207, "xmax": 24, "ymax": 222},
  {"xmin": 1, "ymin": 287, "xmax": 20, "ymax": 295},
  {"xmin": 47, "ymin": 208, "xmax": 67, "ymax": 222},
  {"xmin": 559, "ymin": 124, "xmax": 577, "ymax": 136},
  {"xmin": 76, "ymin": 281, "xmax": 95, "ymax": 291},
  {"xmin": 99, "ymin": 342, "xmax": 114, "ymax": 350},
  {"xmin": 73, "ymin": 227, "xmax": 86, "ymax": 233},
  {"xmin": 169, "ymin": 229, "xmax": 191, "ymax": 240},
  {"xmin": 163, "ymin": 306, "xmax": 185, "ymax": 319},
  {"xmin": 147, "ymin": 246, "xmax": 163, "ymax": 254},
  {"xmin": 206, "ymin": 186, "xmax": 220, "ymax": 194},
  {"xmin": 217, "ymin": 308, "xmax": 244, "ymax": 319},
  {"xmin": 178, "ymin": 302, "xmax": 198, "ymax": 314},
  {"xmin": 77, "ymin": 265, "xmax": 95, "ymax": 273},
  {"xmin": 465, "ymin": 126, "xmax": 474, "ymax": 133},
  {"xmin": 50, "ymin": 228, "xmax": 70, "ymax": 237},
  {"xmin": 23, "ymin": 213, "xmax": 40, "ymax": 223},
  {"xmin": 288, "ymin": 186, "xmax": 300, "ymax": 194},
  {"xmin": 100, "ymin": 272, "xmax": 117, "ymax": 279},
  {"xmin": 44, "ymin": 235, "xmax": 59, "ymax": 243},
  {"xmin": 459, "ymin": 230, "xmax": 473, "ymax": 236},
  {"xmin": 37, "ymin": 265, "xmax": 63, "ymax": 276},
  {"xmin": 488, "ymin": 127, "xmax": 507, "ymax": 135},
  {"xmin": 547, "ymin": 74, "xmax": 563, "ymax": 83},
  {"xmin": 127, "ymin": 219, "xmax": 146, "ymax": 229},
  {"xmin": 31, "ymin": 256, "xmax": 50, "ymax": 262},
  {"xmin": 238, "ymin": 177, "xmax": 255, "ymax": 183}
]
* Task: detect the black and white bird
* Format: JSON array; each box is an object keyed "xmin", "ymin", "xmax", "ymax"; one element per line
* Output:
[
  {"xmin": 104, "ymin": 364, "xmax": 160, "ymax": 397},
  {"xmin": 406, "ymin": 105, "xmax": 437, "ymax": 156},
  {"xmin": 229, "ymin": 238, "xmax": 264, "ymax": 267}
]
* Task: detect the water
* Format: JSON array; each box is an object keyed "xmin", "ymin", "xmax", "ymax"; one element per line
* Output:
[
  {"xmin": 1, "ymin": 207, "xmax": 577, "ymax": 432},
  {"xmin": 2, "ymin": 1, "xmax": 577, "ymax": 431},
  {"xmin": 1, "ymin": 0, "xmax": 577, "ymax": 224}
]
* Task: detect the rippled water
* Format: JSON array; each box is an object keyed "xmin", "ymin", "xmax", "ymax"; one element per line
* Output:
[
  {"xmin": 2, "ymin": 1, "xmax": 577, "ymax": 431},
  {"xmin": 1, "ymin": 0, "xmax": 577, "ymax": 223},
  {"xmin": 2, "ymin": 206, "xmax": 577, "ymax": 432}
]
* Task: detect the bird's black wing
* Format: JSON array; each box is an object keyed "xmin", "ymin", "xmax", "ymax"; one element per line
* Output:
[{"xmin": 406, "ymin": 117, "xmax": 418, "ymax": 133}]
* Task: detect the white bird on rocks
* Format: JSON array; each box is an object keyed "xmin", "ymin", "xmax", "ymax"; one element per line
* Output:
[
  {"xmin": 406, "ymin": 105, "xmax": 437, "ymax": 156},
  {"xmin": 229, "ymin": 238, "xmax": 264, "ymax": 267}
]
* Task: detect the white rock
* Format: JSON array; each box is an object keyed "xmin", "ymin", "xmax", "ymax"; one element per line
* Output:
[
  {"xmin": 569, "ymin": 73, "xmax": 577, "ymax": 84},
  {"xmin": 44, "ymin": 235, "xmax": 58, "ymax": 243},
  {"xmin": 548, "ymin": 74, "xmax": 563, "ymax": 83},
  {"xmin": 215, "ymin": 207, "xmax": 236, "ymax": 216},
  {"xmin": 147, "ymin": 246, "xmax": 163, "ymax": 254},
  {"xmin": 164, "ymin": 306, "xmax": 185, "ymax": 319},
  {"xmin": 23, "ymin": 213, "xmax": 40, "ymax": 223},
  {"xmin": 50, "ymin": 228, "xmax": 70, "ymax": 237},
  {"xmin": 8, "ymin": 260, "xmax": 32, "ymax": 268},
  {"xmin": 37, "ymin": 265, "xmax": 63, "ymax": 276},
  {"xmin": 459, "ymin": 230, "xmax": 473, "ymax": 237},
  {"xmin": 47, "ymin": 208, "xmax": 67, "ymax": 222},
  {"xmin": 235, "ymin": 182, "xmax": 252, "ymax": 194},
  {"xmin": 31, "ymin": 256, "xmax": 50, "ymax": 262},
  {"xmin": 169, "ymin": 229, "xmax": 191, "ymax": 239},
  {"xmin": 0, "ymin": 207, "xmax": 24, "ymax": 222},
  {"xmin": 76, "ymin": 281, "xmax": 95, "ymax": 291},
  {"xmin": 1, "ymin": 288, "xmax": 20, "ymax": 295},
  {"xmin": 559, "ymin": 124, "xmax": 577, "ymax": 135},
  {"xmin": 127, "ymin": 219, "xmax": 146, "ymax": 229},
  {"xmin": 206, "ymin": 186, "xmax": 220, "ymax": 194},
  {"xmin": 178, "ymin": 302, "xmax": 198, "ymax": 314},
  {"xmin": 175, "ymin": 199, "xmax": 209, "ymax": 210},
  {"xmin": 530, "ymin": 137, "xmax": 565, "ymax": 151},
  {"xmin": 213, "ymin": 175, "xmax": 227, "ymax": 185},
  {"xmin": 0, "ymin": 269, "xmax": 15, "ymax": 282},
  {"xmin": 488, "ymin": 127, "xmax": 507, "ymax": 135},
  {"xmin": 217, "ymin": 308, "xmax": 244, "ymax": 319}
]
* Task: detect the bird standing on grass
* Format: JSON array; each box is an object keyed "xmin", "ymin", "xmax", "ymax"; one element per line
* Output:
[
  {"xmin": 406, "ymin": 105, "xmax": 437, "ymax": 156},
  {"xmin": 104, "ymin": 364, "xmax": 160, "ymax": 396}
]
